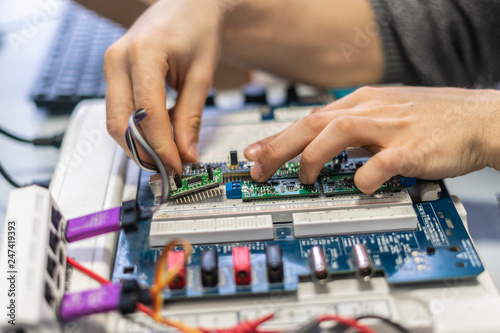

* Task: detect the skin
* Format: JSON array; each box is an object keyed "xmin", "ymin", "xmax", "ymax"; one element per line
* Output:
[
  {"xmin": 244, "ymin": 86, "xmax": 500, "ymax": 194},
  {"xmin": 104, "ymin": 0, "xmax": 382, "ymax": 175},
  {"xmin": 104, "ymin": 0, "xmax": 500, "ymax": 193}
]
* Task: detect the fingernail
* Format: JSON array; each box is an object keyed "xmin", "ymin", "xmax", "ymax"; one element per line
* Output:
[
  {"xmin": 251, "ymin": 162, "xmax": 264, "ymax": 181},
  {"xmin": 188, "ymin": 142, "xmax": 199, "ymax": 161},
  {"xmin": 245, "ymin": 144, "xmax": 262, "ymax": 160}
]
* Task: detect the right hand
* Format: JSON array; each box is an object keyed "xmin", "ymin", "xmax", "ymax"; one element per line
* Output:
[{"xmin": 104, "ymin": 0, "xmax": 227, "ymax": 174}]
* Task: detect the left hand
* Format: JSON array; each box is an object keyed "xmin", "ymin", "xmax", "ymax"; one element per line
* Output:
[{"xmin": 244, "ymin": 86, "xmax": 500, "ymax": 194}]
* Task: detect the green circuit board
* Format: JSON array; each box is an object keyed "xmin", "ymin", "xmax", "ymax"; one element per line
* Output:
[
  {"xmin": 169, "ymin": 168, "xmax": 223, "ymax": 199},
  {"xmin": 241, "ymin": 178, "xmax": 320, "ymax": 201},
  {"xmin": 321, "ymin": 174, "xmax": 402, "ymax": 195}
]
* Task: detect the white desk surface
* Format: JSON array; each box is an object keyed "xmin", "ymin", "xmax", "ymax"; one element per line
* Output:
[{"xmin": 1, "ymin": 0, "xmax": 499, "ymax": 291}]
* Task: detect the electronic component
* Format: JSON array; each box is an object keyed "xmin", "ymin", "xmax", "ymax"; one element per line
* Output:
[
  {"xmin": 351, "ymin": 243, "xmax": 373, "ymax": 281},
  {"xmin": 232, "ymin": 246, "xmax": 252, "ymax": 286},
  {"xmin": 206, "ymin": 164, "xmax": 214, "ymax": 180},
  {"xmin": 321, "ymin": 174, "xmax": 402, "ymax": 196},
  {"xmin": 149, "ymin": 215, "xmax": 274, "ymax": 246},
  {"xmin": 310, "ymin": 246, "xmax": 328, "ymax": 282},
  {"xmin": 0, "ymin": 186, "xmax": 67, "ymax": 328},
  {"xmin": 292, "ymin": 205, "xmax": 418, "ymax": 237},
  {"xmin": 174, "ymin": 174, "xmax": 183, "ymax": 188},
  {"xmin": 226, "ymin": 181, "xmax": 242, "ymax": 199},
  {"xmin": 64, "ymin": 206, "xmax": 122, "ymax": 242},
  {"xmin": 59, "ymin": 280, "xmax": 149, "ymax": 321},
  {"xmin": 413, "ymin": 182, "xmax": 442, "ymax": 201},
  {"xmin": 167, "ymin": 251, "xmax": 187, "ymax": 290},
  {"xmin": 266, "ymin": 245, "xmax": 284, "ymax": 283},
  {"xmin": 241, "ymin": 178, "xmax": 320, "ymax": 201},
  {"xmin": 200, "ymin": 249, "xmax": 219, "ymax": 288},
  {"xmin": 169, "ymin": 168, "xmax": 224, "ymax": 202},
  {"xmin": 229, "ymin": 150, "xmax": 239, "ymax": 166}
]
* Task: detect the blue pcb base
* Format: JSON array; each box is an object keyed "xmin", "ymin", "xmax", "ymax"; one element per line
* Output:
[{"xmin": 112, "ymin": 171, "xmax": 484, "ymax": 299}]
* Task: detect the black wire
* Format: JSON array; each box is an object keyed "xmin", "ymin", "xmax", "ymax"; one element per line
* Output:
[
  {"xmin": 0, "ymin": 126, "xmax": 64, "ymax": 148},
  {"xmin": 356, "ymin": 315, "xmax": 410, "ymax": 333},
  {"xmin": 0, "ymin": 127, "xmax": 32, "ymax": 143},
  {"xmin": 322, "ymin": 315, "xmax": 410, "ymax": 333},
  {"xmin": 0, "ymin": 162, "xmax": 21, "ymax": 188}
]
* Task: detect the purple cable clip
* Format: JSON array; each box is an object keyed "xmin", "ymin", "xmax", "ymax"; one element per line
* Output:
[
  {"xmin": 65, "ymin": 206, "xmax": 121, "ymax": 242},
  {"xmin": 59, "ymin": 283, "xmax": 122, "ymax": 321}
]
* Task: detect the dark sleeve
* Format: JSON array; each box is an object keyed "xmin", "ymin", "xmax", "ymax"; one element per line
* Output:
[{"xmin": 368, "ymin": 0, "xmax": 500, "ymax": 87}]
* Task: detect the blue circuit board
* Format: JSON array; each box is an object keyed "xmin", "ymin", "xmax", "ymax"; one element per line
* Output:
[{"xmin": 112, "ymin": 170, "xmax": 484, "ymax": 299}]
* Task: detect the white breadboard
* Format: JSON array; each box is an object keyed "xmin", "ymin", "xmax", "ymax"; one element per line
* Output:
[
  {"xmin": 292, "ymin": 205, "xmax": 418, "ymax": 237},
  {"xmin": 150, "ymin": 215, "xmax": 274, "ymax": 246}
]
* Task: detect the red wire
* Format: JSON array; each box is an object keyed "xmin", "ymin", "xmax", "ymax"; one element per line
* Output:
[
  {"xmin": 318, "ymin": 314, "xmax": 377, "ymax": 333},
  {"xmin": 67, "ymin": 258, "xmax": 372, "ymax": 333},
  {"xmin": 66, "ymin": 256, "xmax": 153, "ymax": 318},
  {"xmin": 66, "ymin": 256, "xmax": 110, "ymax": 284}
]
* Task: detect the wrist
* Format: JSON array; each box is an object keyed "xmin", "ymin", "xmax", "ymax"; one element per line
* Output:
[{"xmin": 484, "ymin": 90, "xmax": 500, "ymax": 170}]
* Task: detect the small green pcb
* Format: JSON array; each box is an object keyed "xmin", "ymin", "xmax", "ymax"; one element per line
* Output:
[
  {"xmin": 272, "ymin": 162, "xmax": 301, "ymax": 178},
  {"xmin": 321, "ymin": 174, "xmax": 402, "ymax": 195},
  {"xmin": 169, "ymin": 168, "xmax": 224, "ymax": 199},
  {"xmin": 241, "ymin": 178, "xmax": 320, "ymax": 201}
]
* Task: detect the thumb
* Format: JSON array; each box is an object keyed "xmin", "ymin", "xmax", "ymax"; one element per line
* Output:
[
  {"xmin": 170, "ymin": 67, "xmax": 213, "ymax": 163},
  {"xmin": 354, "ymin": 148, "xmax": 404, "ymax": 194}
]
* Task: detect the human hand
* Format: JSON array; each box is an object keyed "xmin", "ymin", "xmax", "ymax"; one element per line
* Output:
[
  {"xmin": 104, "ymin": 0, "xmax": 230, "ymax": 173},
  {"xmin": 244, "ymin": 87, "xmax": 500, "ymax": 194}
]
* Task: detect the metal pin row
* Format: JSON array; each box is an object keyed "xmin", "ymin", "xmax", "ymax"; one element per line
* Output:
[{"xmin": 175, "ymin": 188, "xmax": 222, "ymax": 204}]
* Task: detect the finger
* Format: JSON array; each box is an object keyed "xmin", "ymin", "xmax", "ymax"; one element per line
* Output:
[
  {"xmin": 170, "ymin": 64, "xmax": 213, "ymax": 163},
  {"xmin": 244, "ymin": 131, "xmax": 283, "ymax": 161},
  {"xmin": 299, "ymin": 116, "xmax": 384, "ymax": 184},
  {"xmin": 128, "ymin": 49, "xmax": 183, "ymax": 174},
  {"xmin": 104, "ymin": 43, "xmax": 135, "ymax": 159},
  {"xmin": 354, "ymin": 148, "xmax": 406, "ymax": 194},
  {"xmin": 250, "ymin": 112, "xmax": 333, "ymax": 182}
]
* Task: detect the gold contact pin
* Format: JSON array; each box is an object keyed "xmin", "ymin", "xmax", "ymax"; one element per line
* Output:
[{"xmin": 203, "ymin": 191, "xmax": 207, "ymax": 199}]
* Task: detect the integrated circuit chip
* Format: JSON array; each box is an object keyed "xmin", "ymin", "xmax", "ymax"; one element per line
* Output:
[
  {"xmin": 241, "ymin": 178, "xmax": 320, "ymax": 201},
  {"xmin": 321, "ymin": 174, "xmax": 402, "ymax": 195}
]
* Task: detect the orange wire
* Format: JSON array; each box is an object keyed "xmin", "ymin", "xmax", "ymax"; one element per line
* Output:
[{"xmin": 150, "ymin": 238, "xmax": 193, "ymax": 322}]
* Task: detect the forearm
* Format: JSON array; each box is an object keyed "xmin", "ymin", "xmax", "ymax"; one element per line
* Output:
[{"xmin": 221, "ymin": 0, "xmax": 383, "ymax": 87}]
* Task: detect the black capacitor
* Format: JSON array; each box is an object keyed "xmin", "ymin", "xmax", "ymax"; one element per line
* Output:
[
  {"xmin": 265, "ymin": 244, "xmax": 284, "ymax": 283},
  {"xmin": 200, "ymin": 249, "xmax": 219, "ymax": 287},
  {"xmin": 206, "ymin": 164, "xmax": 213, "ymax": 180},
  {"xmin": 174, "ymin": 174, "xmax": 183, "ymax": 188},
  {"xmin": 230, "ymin": 150, "xmax": 238, "ymax": 166}
]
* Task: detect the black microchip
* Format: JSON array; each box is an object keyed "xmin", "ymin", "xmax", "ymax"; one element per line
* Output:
[
  {"xmin": 326, "ymin": 180, "xmax": 336, "ymax": 185},
  {"xmin": 334, "ymin": 163, "xmax": 341, "ymax": 171},
  {"xmin": 230, "ymin": 150, "xmax": 238, "ymax": 165},
  {"xmin": 355, "ymin": 161, "xmax": 363, "ymax": 169},
  {"xmin": 187, "ymin": 176, "xmax": 203, "ymax": 185}
]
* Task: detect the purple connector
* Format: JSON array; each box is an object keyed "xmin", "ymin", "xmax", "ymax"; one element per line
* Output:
[
  {"xmin": 59, "ymin": 283, "xmax": 122, "ymax": 321},
  {"xmin": 65, "ymin": 206, "xmax": 121, "ymax": 242}
]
